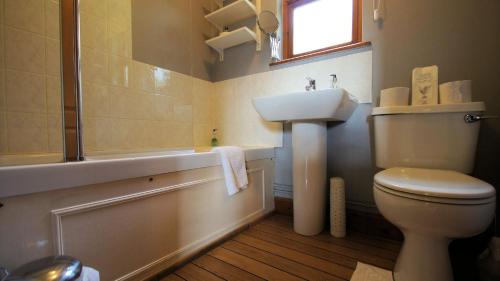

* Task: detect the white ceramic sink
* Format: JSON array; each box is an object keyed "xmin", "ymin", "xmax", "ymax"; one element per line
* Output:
[
  {"xmin": 252, "ymin": 88, "xmax": 358, "ymax": 122},
  {"xmin": 252, "ymin": 88, "xmax": 358, "ymax": 236}
]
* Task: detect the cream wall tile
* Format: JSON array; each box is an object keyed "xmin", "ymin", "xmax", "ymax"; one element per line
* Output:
[
  {"xmin": 47, "ymin": 113, "xmax": 62, "ymax": 152},
  {"xmin": 132, "ymin": 62, "xmax": 155, "ymax": 93},
  {"xmin": 169, "ymin": 72, "xmax": 193, "ymax": 106},
  {"xmin": 153, "ymin": 67, "xmax": 170, "ymax": 95},
  {"xmin": 108, "ymin": 55, "xmax": 131, "ymax": 87},
  {"xmin": 192, "ymin": 79, "xmax": 213, "ymax": 125},
  {"xmin": 80, "ymin": 0, "xmax": 107, "ymax": 19},
  {"xmin": 108, "ymin": 18, "xmax": 131, "ymax": 58},
  {"xmin": 46, "ymin": 75, "xmax": 61, "ymax": 114},
  {"xmin": 142, "ymin": 120, "xmax": 166, "ymax": 149},
  {"xmin": 4, "ymin": 0, "xmax": 44, "ymax": 34},
  {"xmin": 84, "ymin": 117, "xmax": 113, "ymax": 152},
  {"xmin": 145, "ymin": 93, "xmax": 173, "ymax": 121},
  {"xmin": 5, "ymin": 70, "xmax": 46, "ymax": 113},
  {"xmin": 81, "ymin": 47, "xmax": 108, "ymax": 84},
  {"xmin": 82, "ymin": 118, "xmax": 97, "ymax": 150},
  {"xmin": 0, "ymin": 70, "xmax": 5, "ymax": 109},
  {"xmin": 174, "ymin": 105, "xmax": 192, "ymax": 124},
  {"xmin": 82, "ymin": 82, "xmax": 109, "ymax": 118},
  {"xmin": 0, "ymin": 110, "xmax": 6, "ymax": 154},
  {"xmin": 108, "ymin": 0, "xmax": 131, "ymax": 23},
  {"xmin": 45, "ymin": 38, "xmax": 60, "ymax": 76},
  {"xmin": 0, "ymin": 0, "xmax": 4, "ymax": 24},
  {"xmin": 80, "ymin": 12, "xmax": 107, "ymax": 50},
  {"xmin": 5, "ymin": 27, "xmax": 45, "ymax": 74},
  {"xmin": 6, "ymin": 111, "xmax": 48, "ymax": 153},
  {"xmin": 170, "ymin": 122, "xmax": 193, "ymax": 148},
  {"xmin": 45, "ymin": 0, "xmax": 60, "ymax": 40},
  {"xmin": 193, "ymin": 123, "xmax": 211, "ymax": 147},
  {"xmin": 108, "ymin": 88, "xmax": 144, "ymax": 120},
  {"xmin": 110, "ymin": 118, "xmax": 143, "ymax": 151},
  {"xmin": 0, "ymin": 25, "xmax": 4, "ymax": 68}
]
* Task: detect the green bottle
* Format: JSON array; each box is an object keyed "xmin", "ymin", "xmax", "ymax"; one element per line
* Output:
[{"xmin": 211, "ymin": 129, "xmax": 219, "ymax": 147}]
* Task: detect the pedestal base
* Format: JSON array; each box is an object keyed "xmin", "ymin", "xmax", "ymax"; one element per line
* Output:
[
  {"xmin": 394, "ymin": 232, "xmax": 453, "ymax": 281},
  {"xmin": 292, "ymin": 122, "xmax": 327, "ymax": 236}
]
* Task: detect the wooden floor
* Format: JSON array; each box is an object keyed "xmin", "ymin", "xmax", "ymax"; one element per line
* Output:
[{"xmin": 161, "ymin": 214, "xmax": 402, "ymax": 281}]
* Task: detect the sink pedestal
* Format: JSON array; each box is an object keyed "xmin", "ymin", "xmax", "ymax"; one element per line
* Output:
[
  {"xmin": 292, "ymin": 122, "xmax": 327, "ymax": 235},
  {"xmin": 251, "ymin": 88, "xmax": 358, "ymax": 236}
]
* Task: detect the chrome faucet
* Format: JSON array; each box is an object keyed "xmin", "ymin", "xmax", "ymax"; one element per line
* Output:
[{"xmin": 305, "ymin": 77, "xmax": 316, "ymax": 91}]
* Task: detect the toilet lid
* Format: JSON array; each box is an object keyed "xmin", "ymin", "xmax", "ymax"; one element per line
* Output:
[{"xmin": 374, "ymin": 167, "xmax": 495, "ymax": 199}]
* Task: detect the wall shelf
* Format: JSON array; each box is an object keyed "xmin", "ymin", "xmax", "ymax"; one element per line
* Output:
[
  {"xmin": 206, "ymin": 27, "xmax": 257, "ymax": 61},
  {"xmin": 205, "ymin": 0, "xmax": 257, "ymax": 31}
]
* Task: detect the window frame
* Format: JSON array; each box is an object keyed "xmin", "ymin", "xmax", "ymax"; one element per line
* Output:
[{"xmin": 282, "ymin": 0, "xmax": 363, "ymax": 60}]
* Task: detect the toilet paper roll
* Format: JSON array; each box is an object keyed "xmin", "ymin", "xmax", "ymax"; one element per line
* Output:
[
  {"xmin": 330, "ymin": 177, "xmax": 346, "ymax": 238},
  {"xmin": 439, "ymin": 80, "xmax": 471, "ymax": 104},
  {"xmin": 379, "ymin": 87, "xmax": 410, "ymax": 107}
]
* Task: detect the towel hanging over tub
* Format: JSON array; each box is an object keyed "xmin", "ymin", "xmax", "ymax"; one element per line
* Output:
[{"xmin": 212, "ymin": 146, "xmax": 249, "ymax": 195}]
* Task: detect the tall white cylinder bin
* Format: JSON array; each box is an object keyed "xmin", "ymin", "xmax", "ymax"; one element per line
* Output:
[{"xmin": 330, "ymin": 177, "xmax": 346, "ymax": 238}]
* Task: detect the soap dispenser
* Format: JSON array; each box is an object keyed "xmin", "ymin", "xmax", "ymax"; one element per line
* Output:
[
  {"xmin": 330, "ymin": 74, "xmax": 338, "ymax": 89},
  {"xmin": 211, "ymin": 129, "xmax": 219, "ymax": 147}
]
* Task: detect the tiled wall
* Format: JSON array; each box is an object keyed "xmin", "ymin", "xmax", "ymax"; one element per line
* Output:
[
  {"xmin": 0, "ymin": 0, "xmax": 371, "ymax": 163},
  {"xmin": 212, "ymin": 49, "xmax": 373, "ymax": 148},
  {"xmin": 0, "ymin": 0, "xmax": 64, "ymax": 164},
  {"xmin": 80, "ymin": 0, "xmax": 215, "ymax": 154}
]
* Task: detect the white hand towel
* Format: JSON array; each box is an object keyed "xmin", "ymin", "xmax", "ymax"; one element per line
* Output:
[{"xmin": 212, "ymin": 146, "xmax": 249, "ymax": 195}]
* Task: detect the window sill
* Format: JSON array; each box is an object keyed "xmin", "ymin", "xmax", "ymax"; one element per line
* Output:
[{"xmin": 270, "ymin": 41, "xmax": 371, "ymax": 66}]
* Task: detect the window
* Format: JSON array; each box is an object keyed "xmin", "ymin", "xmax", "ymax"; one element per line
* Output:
[{"xmin": 282, "ymin": 0, "xmax": 363, "ymax": 60}]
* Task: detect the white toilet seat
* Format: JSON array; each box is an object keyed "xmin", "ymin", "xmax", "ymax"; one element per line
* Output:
[
  {"xmin": 374, "ymin": 167, "xmax": 495, "ymax": 204},
  {"xmin": 374, "ymin": 183, "xmax": 496, "ymax": 205}
]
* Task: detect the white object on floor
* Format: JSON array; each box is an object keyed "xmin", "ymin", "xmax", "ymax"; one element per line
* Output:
[
  {"xmin": 212, "ymin": 146, "xmax": 248, "ymax": 195},
  {"xmin": 439, "ymin": 80, "xmax": 472, "ymax": 104},
  {"xmin": 330, "ymin": 177, "xmax": 346, "ymax": 238},
  {"xmin": 412, "ymin": 65, "xmax": 439, "ymax": 105},
  {"xmin": 78, "ymin": 266, "xmax": 100, "ymax": 281},
  {"xmin": 379, "ymin": 87, "xmax": 409, "ymax": 107},
  {"xmin": 350, "ymin": 262, "xmax": 393, "ymax": 281}
]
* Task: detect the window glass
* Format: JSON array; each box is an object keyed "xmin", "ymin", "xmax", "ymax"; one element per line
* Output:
[{"xmin": 292, "ymin": 0, "xmax": 353, "ymax": 55}]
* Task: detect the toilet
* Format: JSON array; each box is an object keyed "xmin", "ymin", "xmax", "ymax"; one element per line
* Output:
[{"xmin": 372, "ymin": 102, "xmax": 496, "ymax": 281}]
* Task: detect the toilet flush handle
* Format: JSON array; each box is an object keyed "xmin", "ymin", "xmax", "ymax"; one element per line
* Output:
[{"xmin": 464, "ymin": 114, "xmax": 500, "ymax": 123}]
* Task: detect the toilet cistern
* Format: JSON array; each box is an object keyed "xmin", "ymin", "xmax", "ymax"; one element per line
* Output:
[{"xmin": 252, "ymin": 88, "xmax": 358, "ymax": 235}]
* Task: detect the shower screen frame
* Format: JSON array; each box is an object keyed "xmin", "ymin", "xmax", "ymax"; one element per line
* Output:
[{"xmin": 61, "ymin": 0, "xmax": 84, "ymax": 161}]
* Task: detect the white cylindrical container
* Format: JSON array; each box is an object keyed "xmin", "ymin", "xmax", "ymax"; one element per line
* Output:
[
  {"xmin": 330, "ymin": 177, "xmax": 346, "ymax": 238},
  {"xmin": 380, "ymin": 87, "xmax": 410, "ymax": 107}
]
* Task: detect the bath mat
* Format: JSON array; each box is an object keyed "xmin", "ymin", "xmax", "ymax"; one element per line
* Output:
[{"xmin": 350, "ymin": 262, "xmax": 393, "ymax": 281}]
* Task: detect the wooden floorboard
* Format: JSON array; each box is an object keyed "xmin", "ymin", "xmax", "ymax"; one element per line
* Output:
[
  {"xmin": 193, "ymin": 255, "xmax": 265, "ymax": 281},
  {"xmin": 222, "ymin": 240, "xmax": 344, "ymax": 281},
  {"xmin": 163, "ymin": 214, "xmax": 401, "ymax": 281},
  {"xmin": 254, "ymin": 222, "xmax": 399, "ymax": 259},
  {"xmin": 252, "ymin": 223, "xmax": 396, "ymax": 269},
  {"xmin": 175, "ymin": 263, "xmax": 224, "ymax": 281}
]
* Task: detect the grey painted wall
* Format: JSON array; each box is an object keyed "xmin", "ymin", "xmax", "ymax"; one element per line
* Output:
[
  {"xmin": 214, "ymin": 0, "xmax": 500, "ymax": 219},
  {"xmin": 131, "ymin": 0, "xmax": 217, "ymax": 81}
]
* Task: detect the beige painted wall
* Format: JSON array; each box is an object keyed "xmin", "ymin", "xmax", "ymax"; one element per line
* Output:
[{"xmin": 131, "ymin": 0, "xmax": 217, "ymax": 81}]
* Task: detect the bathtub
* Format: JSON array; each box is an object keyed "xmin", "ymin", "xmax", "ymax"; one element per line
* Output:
[{"xmin": 0, "ymin": 147, "xmax": 275, "ymax": 281}]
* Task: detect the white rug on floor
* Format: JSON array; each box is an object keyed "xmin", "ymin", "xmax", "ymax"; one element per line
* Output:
[{"xmin": 350, "ymin": 262, "xmax": 393, "ymax": 281}]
